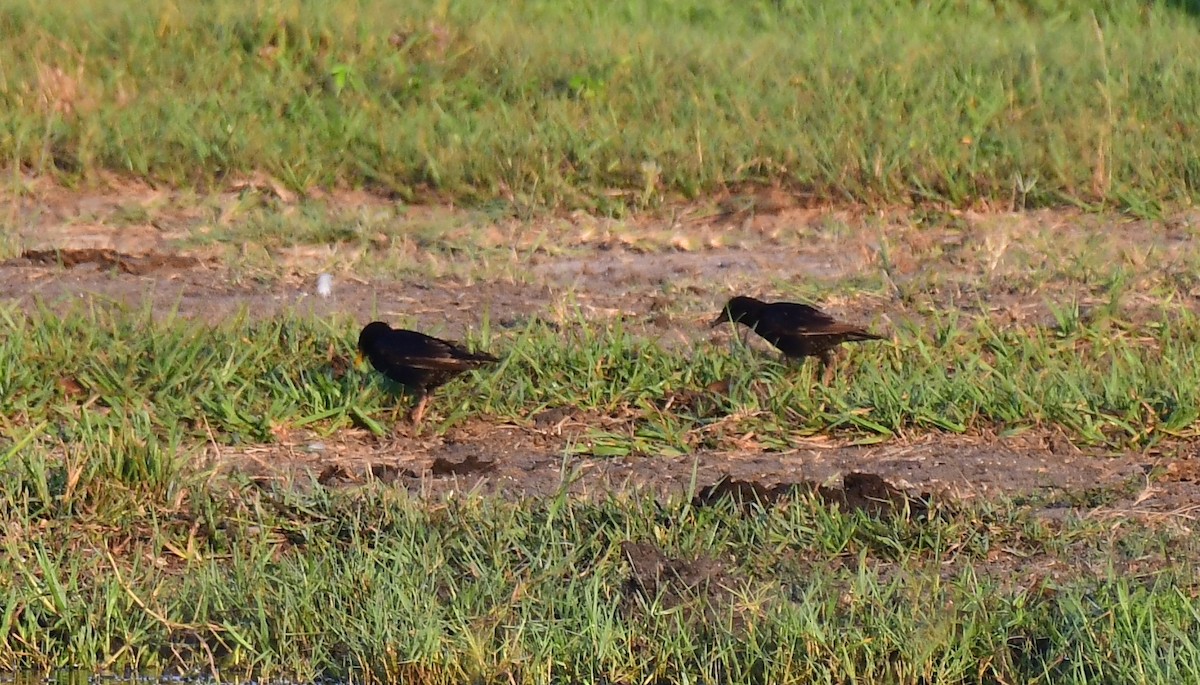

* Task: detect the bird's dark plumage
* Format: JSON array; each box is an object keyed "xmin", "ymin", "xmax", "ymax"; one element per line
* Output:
[
  {"xmin": 711, "ymin": 296, "xmax": 882, "ymax": 375},
  {"xmin": 357, "ymin": 321, "xmax": 498, "ymax": 424}
]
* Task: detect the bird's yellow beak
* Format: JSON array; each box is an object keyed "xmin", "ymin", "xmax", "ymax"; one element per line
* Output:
[{"xmin": 355, "ymin": 350, "xmax": 365, "ymax": 367}]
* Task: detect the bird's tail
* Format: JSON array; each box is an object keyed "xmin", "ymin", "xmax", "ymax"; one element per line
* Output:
[{"xmin": 462, "ymin": 350, "xmax": 501, "ymax": 365}]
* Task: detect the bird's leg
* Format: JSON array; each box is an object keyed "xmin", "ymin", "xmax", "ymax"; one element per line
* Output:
[
  {"xmin": 408, "ymin": 394, "xmax": 430, "ymax": 428},
  {"xmin": 818, "ymin": 349, "xmax": 837, "ymax": 385}
]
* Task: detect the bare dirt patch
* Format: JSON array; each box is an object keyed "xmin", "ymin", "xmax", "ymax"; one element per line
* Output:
[
  {"xmin": 212, "ymin": 422, "xmax": 1188, "ymax": 511},
  {"xmin": 6, "ymin": 179, "xmax": 1200, "ymax": 315}
]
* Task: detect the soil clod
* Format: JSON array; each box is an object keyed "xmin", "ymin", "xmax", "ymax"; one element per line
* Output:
[
  {"xmin": 430, "ymin": 453, "xmax": 496, "ymax": 477},
  {"xmin": 694, "ymin": 472, "xmax": 930, "ymax": 519},
  {"xmin": 16, "ymin": 248, "xmax": 201, "ymax": 274}
]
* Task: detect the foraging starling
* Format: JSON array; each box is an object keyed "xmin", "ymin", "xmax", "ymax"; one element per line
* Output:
[
  {"xmin": 357, "ymin": 321, "xmax": 499, "ymax": 425},
  {"xmin": 711, "ymin": 296, "xmax": 883, "ymax": 381}
]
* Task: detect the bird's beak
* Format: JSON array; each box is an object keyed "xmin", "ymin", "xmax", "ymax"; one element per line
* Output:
[
  {"xmin": 355, "ymin": 350, "xmax": 364, "ymax": 367},
  {"xmin": 709, "ymin": 313, "xmax": 727, "ymax": 329}
]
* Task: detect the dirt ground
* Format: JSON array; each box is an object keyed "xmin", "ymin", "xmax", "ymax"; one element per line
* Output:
[
  {"xmin": 211, "ymin": 420, "xmax": 1199, "ymax": 520},
  {"xmin": 5, "ymin": 181, "xmax": 1200, "ymax": 516}
]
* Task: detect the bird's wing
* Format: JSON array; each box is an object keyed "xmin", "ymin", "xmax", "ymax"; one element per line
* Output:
[
  {"xmin": 376, "ymin": 331, "xmax": 496, "ymax": 370},
  {"xmin": 439, "ymin": 339, "xmax": 500, "ymax": 365},
  {"xmin": 761, "ymin": 303, "xmax": 881, "ymax": 339},
  {"xmin": 763, "ymin": 302, "xmax": 838, "ymax": 329},
  {"xmin": 792, "ymin": 321, "xmax": 878, "ymax": 337},
  {"xmin": 395, "ymin": 354, "xmax": 486, "ymax": 371}
]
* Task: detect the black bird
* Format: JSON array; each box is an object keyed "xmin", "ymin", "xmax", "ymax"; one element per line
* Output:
[
  {"xmin": 711, "ymin": 296, "xmax": 883, "ymax": 381},
  {"xmin": 357, "ymin": 321, "xmax": 499, "ymax": 425}
]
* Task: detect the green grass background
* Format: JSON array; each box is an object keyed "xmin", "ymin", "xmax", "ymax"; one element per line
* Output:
[{"xmin": 4, "ymin": 0, "xmax": 1200, "ymax": 212}]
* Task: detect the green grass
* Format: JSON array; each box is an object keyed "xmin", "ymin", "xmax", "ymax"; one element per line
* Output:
[
  {"xmin": 5, "ymin": 0, "xmax": 1200, "ymax": 212},
  {"xmin": 3, "ymin": 443, "xmax": 1199, "ymax": 682},
  {"xmin": 1, "ymin": 301, "xmax": 1197, "ymax": 459}
]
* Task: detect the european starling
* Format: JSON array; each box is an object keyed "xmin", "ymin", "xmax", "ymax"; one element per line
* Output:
[
  {"xmin": 711, "ymin": 295, "xmax": 883, "ymax": 381},
  {"xmin": 357, "ymin": 321, "xmax": 499, "ymax": 425}
]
